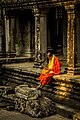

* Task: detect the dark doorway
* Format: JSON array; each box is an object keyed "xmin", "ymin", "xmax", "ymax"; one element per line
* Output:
[{"xmin": 47, "ymin": 7, "xmax": 63, "ymax": 55}]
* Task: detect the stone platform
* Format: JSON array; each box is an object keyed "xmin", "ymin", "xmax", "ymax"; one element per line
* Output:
[{"xmin": 1, "ymin": 62, "xmax": 80, "ymax": 119}]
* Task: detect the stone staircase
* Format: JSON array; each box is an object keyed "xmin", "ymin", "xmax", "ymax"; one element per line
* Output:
[
  {"xmin": 1, "ymin": 66, "xmax": 40, "ymax": 87},
  {"xmin": 0, "ymin": 57, "xmax": 34, "ymax": 64},
  {"xmin": 0, "ymin": 63, "xmax": 80, "ymax": 119}
]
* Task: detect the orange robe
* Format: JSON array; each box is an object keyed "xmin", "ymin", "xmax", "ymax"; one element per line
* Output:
[{"xmin": 38, "ymin": 55, "xmax": 60, "ymax": 86}]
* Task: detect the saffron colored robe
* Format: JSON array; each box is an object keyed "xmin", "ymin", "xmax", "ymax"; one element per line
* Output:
[{"xmin": 38, "ymin": 55, "xmax": 60, "ymax": 86}]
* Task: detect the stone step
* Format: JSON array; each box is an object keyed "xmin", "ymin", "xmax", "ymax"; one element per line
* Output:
[
  {"xmin": 1, "ymin": 64, "xmax": 80, "ymax": 115},
  {"xmin": 56, "ymin": 103, "xmax": 80, "ymax": 119},
  {"xmin": 0, "ymin": 57, "xmax": 34, "ymax": 64}
]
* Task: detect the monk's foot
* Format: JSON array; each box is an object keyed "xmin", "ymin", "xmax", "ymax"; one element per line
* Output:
[
  {"xmin": 36, "ymin": 84, "xmax": 43, "ymax": 90},
  {"xmin": 36, "ymin": 87, "xmax": 42, "ymax": 90},
  {"xmin": 36, "ymin": 78, "xmax": 39, "ymax": 80}
]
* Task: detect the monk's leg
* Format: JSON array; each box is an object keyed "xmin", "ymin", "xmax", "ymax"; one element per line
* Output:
[
  {"xmin": 40, "ymin": 73, "xmax": 54, "ymax": 85},
  {"xmin": 36, "ymin": 73, "xmax": 54, "ymax": 89}
]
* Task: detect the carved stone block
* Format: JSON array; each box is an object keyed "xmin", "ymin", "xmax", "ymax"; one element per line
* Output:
[{"xmin": 15, "ymin": 84, "xmax": 56, "ymax": 117}]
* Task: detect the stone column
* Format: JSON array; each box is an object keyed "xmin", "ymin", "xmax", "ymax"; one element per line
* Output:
[
  {"xmin": 9, "ymin": 17, "xmax": 15, "ymax": 52},
  {"xmin": 9, "ymin": 16, "xmax": 15, "ymax": 57},
  {"xmin": 76, "ymin": 11, "xmax": 80, "ymax": 66},
  {"xmin": 40, "ymin": 11, "xmax": 47, "ymax": 65},
  {"xmin": 33, "ymin": 6, "xmax": 42, "ymax": 67},
  {"xmin": 65, "ymin": 5, "xmax": 80, "ymax": 75},
  {"xmin": 24, "ymin": 19, "xmax": 31, "ymax": 57},
  {"xmin": 4, "ymin": 14, "xmax": 11, "ymax": 57},
  {"xmin": 63, "ymin": 11, "xmax": 67, "ymax": 58},
  {"xmin": 3, "ymin": 8, "xmax": 10, "ymax": 57},
  {"xmin": 0, "ymin": 9, "xmax": 3, "ymax": 56},
  {"xmin": 15, "ymin": 17, "xmax": 20, "ymax": 56}
]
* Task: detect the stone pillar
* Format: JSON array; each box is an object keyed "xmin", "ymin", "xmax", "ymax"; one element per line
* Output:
[
  {"xmin": 15, "ymin": 17, "xmax": 20, "ymax": 56},
  {"xmin": 4, "ymin": 14, "xmax": 11, "ymax": 57},
  {"xmin": 63, "ymin": 11, "xmax": 67, "ymax": 58},
  {"xmin": 40, "ymin": 11, "xmax": 47, "ymax": 65},
  {"xmin": 76, "ymin": 11, "xmax": 80, "ymax": 66},
  {"xmin": 0, "ymin": 25, "xmax": 2, "ymax": 53},
  {"xmin": 33, "ymin": 6, "xmax": 42, "ymax": 67},
  {"xmin": 65, "ymin": 5, "xmax": 80, "ymax": 75},
  {"xmin": 3, "ymin": 8, "xmax": 10, "ymax": 57},
  {"xmin": 24, "ymin": 19, "xmax": 31, "ymax": 57},
  {"xmin": 0, "ymin": 9, "xmax": 3, "ymax": 56},
  {"xmin": 9, "ymin": 16, "xmax": 16, "ymax": 57},
  {"xmin": 9, "ymin": 17, "xmax": 15, "ymax": 52}
]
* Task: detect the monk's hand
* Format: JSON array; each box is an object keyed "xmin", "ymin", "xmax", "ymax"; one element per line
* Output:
[
  {"xmin": 48, "ymin": 69, "xmax": 51, "ymax": 73},
  {"xmin": 48, "ymin": 69, "xmax": 51, "ymax": 72},
  {"xmin": 44, "ymin": 66, "xmax": 48, "ymax": 70},
  {"xmin": 45, "ymin": 69, "xmax": 51, "ymax": 74}
]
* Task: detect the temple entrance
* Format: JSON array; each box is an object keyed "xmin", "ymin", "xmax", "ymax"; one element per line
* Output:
[{"xmin": 47, "ymin": 7, "xmax": 66, "ymax": 55}]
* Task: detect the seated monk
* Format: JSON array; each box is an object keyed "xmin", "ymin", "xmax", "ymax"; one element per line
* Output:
[{"xmin": 37, "ymin": 51, "xmax": 61, "ymax": 90}]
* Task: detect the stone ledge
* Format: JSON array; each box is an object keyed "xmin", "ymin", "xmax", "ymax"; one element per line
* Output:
[
  {"xmin": 53, "ymin": 74, "xmax": 80, "ymax": 84},
  {"xmin": 56, "ymin": 103, "xmax": 79, "ymax": 119}
]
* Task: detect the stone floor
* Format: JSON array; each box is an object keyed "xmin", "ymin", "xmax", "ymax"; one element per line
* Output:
[
  {"xmin": 0, "ymin": 108, "xmax": 71, "ymax": 120},
  {"xmin": 2, "ymin": 62, "xmax": 42, "ymax": 74}
]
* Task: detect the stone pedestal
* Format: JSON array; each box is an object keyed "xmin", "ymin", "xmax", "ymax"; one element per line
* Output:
[{"xmin": 15, "ymin": 85, "xmax": 56, "ymax": 117}]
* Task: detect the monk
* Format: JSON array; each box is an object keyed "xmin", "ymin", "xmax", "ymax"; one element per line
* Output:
[{"xmin": 37, "ymin": 51, "xmax": 61, "ymax": 90}]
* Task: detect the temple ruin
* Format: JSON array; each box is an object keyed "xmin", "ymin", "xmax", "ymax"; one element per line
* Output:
[{"xmin": 0, "ymin": 0, "xmax": 80, "ymax": 118}]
